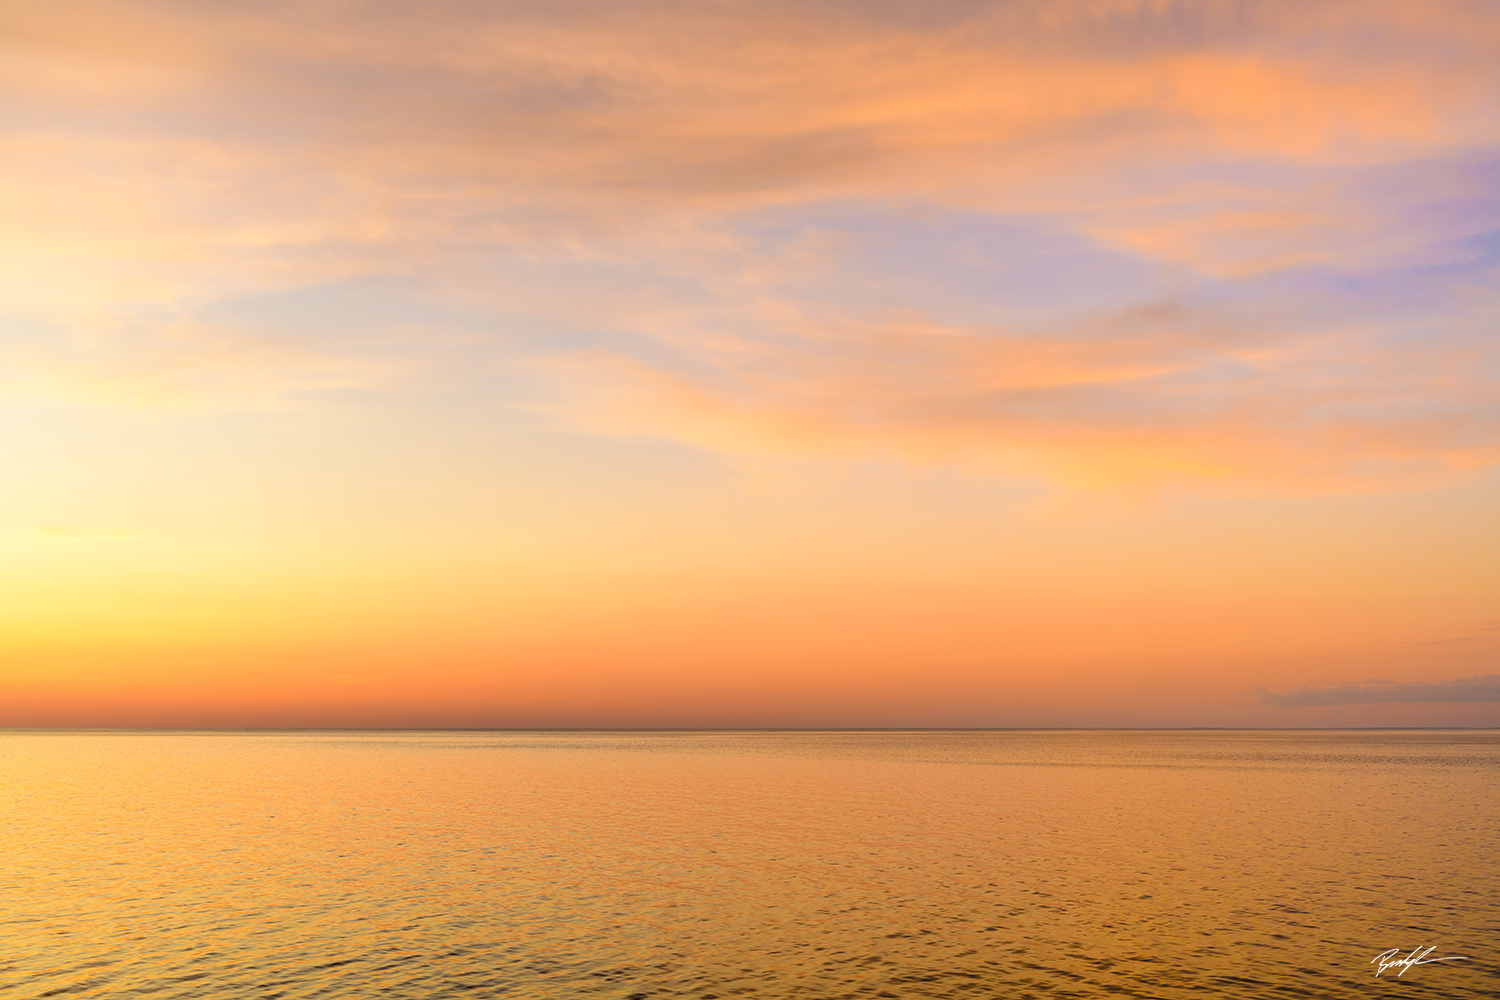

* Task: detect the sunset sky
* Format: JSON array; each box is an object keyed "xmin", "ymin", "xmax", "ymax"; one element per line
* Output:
[{"xmin": 3, "ymin": 0, "xmax": 1498, "ymax": 727}]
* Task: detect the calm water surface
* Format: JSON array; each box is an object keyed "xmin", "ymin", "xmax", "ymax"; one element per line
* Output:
[{"xmin": 2, "ymin": 730, "xmax": 1496, "ymax": 998}]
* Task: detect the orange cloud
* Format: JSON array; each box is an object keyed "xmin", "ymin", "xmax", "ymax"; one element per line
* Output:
[
  {"xmin": 525, "ymin": 300, "xmax": 1500, "ymax": 489},
  {"xmin": 3, "ymin": 0, "xmax": 1498, "ymax": 480},
  {"xmin": 8, "ymin": 1, "xmax": 1497, "ymax": 266}
]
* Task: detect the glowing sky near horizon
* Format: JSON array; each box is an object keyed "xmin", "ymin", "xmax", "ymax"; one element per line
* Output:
[{"xmin": 2, "ymin": 0, "xmax": 1498, "ymax": 726}]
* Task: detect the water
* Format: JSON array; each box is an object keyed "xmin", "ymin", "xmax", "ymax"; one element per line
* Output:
[{"xmin": 2, "ymin": 730, "xmax": 1496, "ymax": 999}]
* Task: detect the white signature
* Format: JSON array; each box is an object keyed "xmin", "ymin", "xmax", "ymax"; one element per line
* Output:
[{"xmin": 1371, "ymin": 946, "xmax": 1468, "ymax": 977}]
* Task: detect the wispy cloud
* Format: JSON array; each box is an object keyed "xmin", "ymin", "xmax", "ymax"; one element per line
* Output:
[
  {"xmin": 4, "ymin": 0, "xmax": 1499, "ymax": 483},
  {"xmin": 1260, "ymin": 675, "xmax": 1500, "ymax": 706},
  {"xmin": 523, "ymin": 263, "xmax": 1500, "ymax": 488}
]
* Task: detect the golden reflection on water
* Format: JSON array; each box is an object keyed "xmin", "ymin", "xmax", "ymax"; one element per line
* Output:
[{"xmin": 2, "ymin": 731, "xmax": 1496, "ymax": 998}]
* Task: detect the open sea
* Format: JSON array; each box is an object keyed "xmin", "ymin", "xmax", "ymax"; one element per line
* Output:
[{"xmin": 2, "ymin": 729, "xmax": 1496, "ymax": 999}]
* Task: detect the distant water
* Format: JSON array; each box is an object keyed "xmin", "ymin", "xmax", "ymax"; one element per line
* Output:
[{"xmin": 3, "ymin": 730, "xmax": 1496, "ymax": 999}]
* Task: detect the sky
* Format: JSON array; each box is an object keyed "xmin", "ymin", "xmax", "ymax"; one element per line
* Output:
[{"xmin": 2, "ymin": 0, "xmax": 1498, "ymax": 727}]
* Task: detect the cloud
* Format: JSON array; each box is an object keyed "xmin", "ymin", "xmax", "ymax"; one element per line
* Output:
[
  {"xmin": 9, "ymin": 0, "xmax": 1498, "ymax": 277},
  {"xmin": 4, "ymin": 0, "xmax": 1500, "ymax": 484},
  {"xmin": 518, "ymin": 204, "xmax": 1500, "ymax": 488},
  {"xmin": 1260, "ymin": 675, "xmax": 1500, "ymax": 706}
]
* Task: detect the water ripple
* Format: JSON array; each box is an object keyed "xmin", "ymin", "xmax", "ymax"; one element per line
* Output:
[{"xmin": 1, "ymin": 730, "xmax": 1496, "ymax": 999}]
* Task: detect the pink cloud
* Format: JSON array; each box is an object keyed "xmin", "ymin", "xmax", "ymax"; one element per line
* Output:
[{"xmin": 4, "ymin": 0, "xmax": 1498, "ymax": 485}]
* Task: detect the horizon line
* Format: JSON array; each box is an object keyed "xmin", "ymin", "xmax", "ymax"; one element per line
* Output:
[{"xmin": 4, "ymin": 726, "xmax": 1496, "ymax": 733}]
